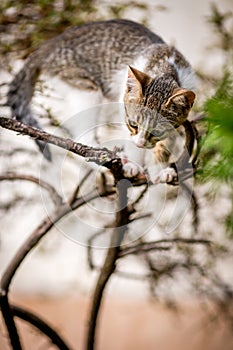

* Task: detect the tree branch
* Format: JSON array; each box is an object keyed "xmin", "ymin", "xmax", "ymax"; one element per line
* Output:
[
  {"xmin": 0, "ymin": 116, "xmax": 199, "ymax": 185},
  {"xmin": 0, "ymin": 117, "xmax": 123, "ymax": 179},
  {"xmin": 0, "ymin": 187, "xmax": 112, "ymax": 350},
  {"xmin": 85, "ymin": 181, "xmax": 130, "ymax": 350},
  {"xmin": 0, "ymin": 172, "xmax": 63, "ymax": 206},
  {"xmin": 11, "ymin": 304, "xmax": 73, "ymax": 350},
  {"xmin": 119, "ymin": 238, "xmax": 212, "ymax": 257}
]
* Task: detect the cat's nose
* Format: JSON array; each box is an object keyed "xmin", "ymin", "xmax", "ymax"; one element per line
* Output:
[
  {"xmin": 136, "ymin": 141, "xmax": 146, "ymax": 148},
  {"xmin": 133, "ymin": 133, "xmax": 147, "ymax": 148},
  {"xmin": 135, "ymin": 138, "xmax": 147, "ymax": 148}
]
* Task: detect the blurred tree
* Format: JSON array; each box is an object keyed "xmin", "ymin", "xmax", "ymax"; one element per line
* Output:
[{"xmin": 198, "ymin": 4, "xmax": 233, "ymax": 236}]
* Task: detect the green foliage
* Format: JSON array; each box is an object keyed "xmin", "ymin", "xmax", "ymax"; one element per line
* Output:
[
  {"xmin": 196, "ymin": 4, "xmax": 233, "ymax": 236},
  {"xmin": 200, "ymin": 71, "xmax": 233, "ymax": 183},
  {"xmin": 198, "ymin": 69, "xmax": 233, "ymax": 235}
]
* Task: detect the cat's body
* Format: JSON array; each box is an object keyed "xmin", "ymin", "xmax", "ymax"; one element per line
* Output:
[{"xmin": 7, "ymin": 19, "xmax": 196, "ymax": 177}]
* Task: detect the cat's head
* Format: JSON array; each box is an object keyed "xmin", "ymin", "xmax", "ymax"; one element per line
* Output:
[{"xmin": 124, "ymin": 66, "xmax": 195, "ymax": 148}]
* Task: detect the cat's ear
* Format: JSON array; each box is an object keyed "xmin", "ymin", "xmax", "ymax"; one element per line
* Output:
[
  {"xmin": 165, "ymin": 88, "xmax": 196, "ymax": 109},
  {"xmin": 126, "ymin": 66, "xmax": 152, "ymax": 101}
]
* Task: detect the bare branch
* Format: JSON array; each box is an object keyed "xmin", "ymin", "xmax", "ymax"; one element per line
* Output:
[
  {"xmin": 0, "ymin": 116, "xmax": 199, "ymax": 186},
  {"xmin": 0, "ymin": 172, "xmax": 63, "ymax": 206},
  {"xmin": 87, "ymin": 229, "xmax": 106, "ymax": 270},
  {"xmin": 68, "ymin": 169, "xmax": 93, "ymax": 205},
  {"xmin": 0, "ymin": 116, "xmax": 124, "ymax": 179},
  {"xmin": 0, "ymin": 295, "xmax": 22, "ymax": 350},
  {"xmin": 119, "ymin": 238, "xmax": 212, "ymax": 257},
  {"xmin": 12, "ymin": 304, "xmax": 73, "ymax": 350},
  {"xmin": 127, "ymin": 184, "xmax": 148, "ymax": 215},
  {"xmin": 181, "ymin": 181, "xmax": 199, "ymax": 233}
]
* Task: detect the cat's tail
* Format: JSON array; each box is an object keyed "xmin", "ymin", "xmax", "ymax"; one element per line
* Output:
[{"xmin": 6, "ymin": 52, "xmax": 52, "ymax": 161}]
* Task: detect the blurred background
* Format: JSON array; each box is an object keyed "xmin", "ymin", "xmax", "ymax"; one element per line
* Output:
[{"xmin": 0, "ymin": 0, "xmax": 233, "ymax": 349}]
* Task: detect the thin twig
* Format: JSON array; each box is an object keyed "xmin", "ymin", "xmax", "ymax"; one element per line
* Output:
[
  {"xmin": 0, "ymin": 172, "xmax": 63, "ymax": 206},
  {"xmin": 127, "ymin": 184, "xmax": 148, "ymax": 214},
  {"xmin": 68, "ymin": 169, "xmax": 93, "ymax": 205},
  {"xmin": 86, "ymin": 211, "xmax": 152, "ymax": 271},
  {"xmin": 119, "ymin": 238, "xmax": 212, "ymax": 257},
  {"xmin": 87, "ymin": 229, "xmax": 106, "ymax": 270},
  {"xmin": 181, "ymin": 181, "xmax": 199, "ymax": 233}
]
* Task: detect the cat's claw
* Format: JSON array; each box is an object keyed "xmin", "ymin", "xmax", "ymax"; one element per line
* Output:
[
  {"xmin": 117, "ymin": 151, "xmax": 128, "ymax": 165},
  {"xmin": 153, "ymin": 167, "xmax": 177, "ymax": 184},
  {"xmin": 122, "ymin": 162, "xmax": 144, "ymax": 178},
  {"xmin": 117, "ymin": 151, "xmax": 144, "ymax": 178}
]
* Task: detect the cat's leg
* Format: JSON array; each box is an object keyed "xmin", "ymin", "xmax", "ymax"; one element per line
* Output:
[
  {"xmin": 117, "ymin": 151, "xmax": 177, "ymax": 183},
  {"xmin": 117, "ymin": 133, "xmax": 180, "ymax": 183},
  {"xmin": 151, "ymin": 136, "xmax": 178, "ymax": 184},
  {"xmin": 118, "ymin": 151, "xmax": 177, "ymax": 183}
]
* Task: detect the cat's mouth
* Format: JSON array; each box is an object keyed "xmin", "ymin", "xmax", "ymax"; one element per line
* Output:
[
  {"xmin": 135, "ymin": 139, "xmax": 156, "ymax": 149},
  {"xmin": 132, "ymin": 132, "xmax": 158, "ymax": 149}
]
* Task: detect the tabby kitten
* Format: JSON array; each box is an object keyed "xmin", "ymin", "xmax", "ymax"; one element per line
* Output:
[{"xmin": 7, "ymin": 19, "xmax": 196, "ymax": 180}]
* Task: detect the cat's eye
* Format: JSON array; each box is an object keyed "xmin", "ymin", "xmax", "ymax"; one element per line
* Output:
[
  {"xmin": 152, "ymin": 129, "xmax": 165, "ymax": 139},
  {"xmin": 129, "ymin": 120, "xmax": 138, "ymax": 129}
]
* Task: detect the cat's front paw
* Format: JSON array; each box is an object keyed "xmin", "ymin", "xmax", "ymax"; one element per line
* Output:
[
  {"xmin": 122, "ymin": 162, "xmax": 143, "ymax": 178},
  {"xmin": 117, "ymin": 151, "xmax": 144, "ymax": 178},
  {"xmin": 153, "ymin": 167, "xmax": 177, "ymax": 184}
]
